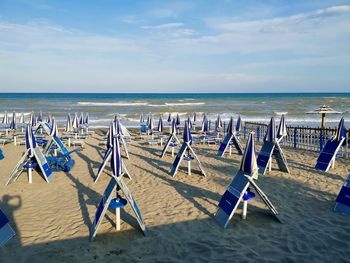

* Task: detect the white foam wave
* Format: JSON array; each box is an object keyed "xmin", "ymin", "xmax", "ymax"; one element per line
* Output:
[
  {"xmin": 78, "ymin": 102, "xmax": 148, "ymax": 106},
  {"xmin": 164, "ymin": 102, "xmax": 205, "ymax": 106},
  {"xmin": 274, "ymin": 112, "xmax": 288, "ymax": 115}
]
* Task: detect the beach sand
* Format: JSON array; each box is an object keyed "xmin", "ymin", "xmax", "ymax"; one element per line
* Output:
[{"xmin": 0, "ymin": 129, "xmax": 349, "ymax": 262}]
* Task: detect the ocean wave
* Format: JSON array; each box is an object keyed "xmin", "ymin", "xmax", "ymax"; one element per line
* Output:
[
  {"xmin": 274, "ymin": 112, "xmax": 288, "ymax": 115},
  {"xmin": 164, "ymin": 102, "xmax": 205, "ymax": 106},
  {"xmin": 78, "ymin": 102, "xmax": 148, "ymax": 106}
]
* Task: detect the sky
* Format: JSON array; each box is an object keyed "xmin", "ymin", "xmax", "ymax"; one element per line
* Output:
[{"xmin": 0, "ymin": 0, "xmax": 350, "ymax": 93}]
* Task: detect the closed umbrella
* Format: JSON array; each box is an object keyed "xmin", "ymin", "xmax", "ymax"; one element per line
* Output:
[
  {"xmin": 265, "ymin": 117, "xmax": 276, "ymax": 142},
  {"xmin": 157, "ymin": 116, "xmax": 164, "ymax": 133},
  {"xmin": 239, "ymin": 132, "xmax": 258, "ymax": 175},
  {"xmin": 10, "ymin": 111, "xmax": 16, "ymax": 130},
  {"xmin": 227, "ymin": 116, "xmax": 235, "ymax": 135}
]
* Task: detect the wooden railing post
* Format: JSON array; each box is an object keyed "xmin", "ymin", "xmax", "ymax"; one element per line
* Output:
[{"xmin": 319, "ymin": 131, "xmax": 323, "ymax": 152}]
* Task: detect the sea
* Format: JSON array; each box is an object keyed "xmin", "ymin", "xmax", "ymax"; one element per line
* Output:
[{"xmin": 0, "ymin": 93, "xmax": 349, "ymax": 128}]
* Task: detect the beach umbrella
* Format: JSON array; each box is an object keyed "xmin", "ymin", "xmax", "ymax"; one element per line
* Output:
[
  {"xmin": 50, "ymin": 117, "xmax": 58, "ymax": 137},
  {"xmin": 187, "ymin": 116, "xmax": 193, "ymax": 129},
  {"xmin": 157, "ymin": 116, "xmax": 164, "ymax": 133},
  {"xmin": 111, "ymin": 134, "xmax": 122, "ymax": 178},
  {"xmin": 227, "ymin": 116, "xmax": 235, "ymax": 135},
  {"xmin": 72, "ymin": 113, "xmax": 79, "ymax": 129},
  {"xmin": 46, "ymin": 112, "xmax": 52, "ymax": 123},
  {"xmin": 167, "ymin": 113, "xmax": 172, "ymax": 123},
  {"xmin": 176, "ymin": 114, "xmax": 180, "ymax": 126},
  {"xmin": 277, "ymin": 114, "xmax": 287, "ymax": 139},
  {"xmin": 171, "ymin": 118, "xmax": 176, "ymax": 135},
  {"xmin": 183, "ymin": 120, "xmax": 192, "ymax": 145},
  {"xmin": 114, "ymin": 116, "xmax": 122, "ymax": 136},
  {"xmin": 148, "ymin": 115, "xmax": 154, "ymax": 131},
  {"xmin": 19, "ymin": 113, "xmax": 25, "ymax": 124},
  {"xmin": 201, "ymin": 114, "xmax": 209, "ymax": 133},
  {"xmin": 265, "ymin": 117, "xmax": 276, "ymax": 142},
  {"xmin": 2, "ymin": 111, "xmax": 9, "ymax": 125},
  {"xmin": 79, "ymin": 112, "xmax": 84, "ymax": 125},
  {"xmin": 236, "ymin": 115, "xmax": 242, "ymax": 132},
  {"xmin": 29, "ymin": 112, "xmax": 36, "ymax": 127},
  {"xmin": 216, "ymin": 114, "xmax": 223, "ymax": 129},
  {"xmin": 146, "ymin": 114, "xmax": 150, "ymax": 126},
  {"xmin": 37, "ymin": 111, "xmax": 43, "ymax": 122},
  {"xmin": 193, "ymin": 112, "xmax": 197, "ymax": 123},
  {"xmin": 140, "ymin": 113, "xmax": 144, "ymax": 123},
  {"xmin": 107, "ymin": 121, "xmax": 115, "ymax": 149},
  {"xmin": 335, "ymin": 117, "xmax": 347, "ymax": 141},
  {"xmin": 25, "ymin": 125, "xmax": 37, "ymax": 157},
  {"xmin": 65, "ymin": 113, "xmax": 72, "ymax": 132},
  {"xmin": 239, "ymin": 132, "xmax": 258, "ymax": 175},
  {"xmin": 10, "ymin": 111, "xmax": 16, "ymax": 130},
  {"xmin": 84, "ymin": 113, "xmax": 89, "ymax": 125},
  {"xmin": 307, "ymin": 105, "xmax": 342, "ymax": 129}
]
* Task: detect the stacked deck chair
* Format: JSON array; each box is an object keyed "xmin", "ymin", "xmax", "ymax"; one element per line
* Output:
[
  {"xmin": 217, "ymin": 116, "xmax": 243, "ymax": 157},
  {"xmin": 334, "ymin": 172, "xmax": 350, "ymax": 216},
  {"xmin": 170, "ymin": 120, "xmax": 206, "ymax": 177},
  {"xmin": 0, "ymin": 207, "xmax": 16, "ymax": 247},
  {"xmin": 160, "ymin": 118, "xmax": 181, "ymax": 158},
  {"xmin": 257, "ymin": 117, "xmax": 290, "ymax": 175},
  {"xmin": 38, "ymin": 119, "xmax": 79, "ymax": 172},
  {"xmin": 90, "ymin": 135, "xmax": 146, "ymax": 241},
  {"xmin": 215, "ymin": 132, "xmax": 282, "ymax": 228},
  {"xmin": 94, "ymin": 120, "xmax": 131, "ymax": 183},
  {"xmin": 6, "ymin": 125, "xmax": 53, "ymax": 185},
  {"xmin": 315, "ymin": 117, "xmax": 347, "ymax": 172}
]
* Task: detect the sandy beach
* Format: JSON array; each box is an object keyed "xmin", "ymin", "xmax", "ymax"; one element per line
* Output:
[{"xmin": 0, "ymin": 128, "xmax": 349, "ymax": 262}]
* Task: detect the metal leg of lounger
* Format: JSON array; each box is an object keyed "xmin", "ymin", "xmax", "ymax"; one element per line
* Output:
[
  {"xmin": 188, "ymin": 160, "xmax": 191, "ymax": 175},
  {"xmin": 332, "ymin": 158, "xmax": 335, "ymax": 169},
  {"xmin": 269, "ymin": 159, "xmax": 272, "ymax": 172},
  {"xmin": 171, "ymin": 147, "xmax": 174, "ymax": 157},
  {"xmin": 229, "ymin": 145, "xmax": 232, "ymax": 156}
]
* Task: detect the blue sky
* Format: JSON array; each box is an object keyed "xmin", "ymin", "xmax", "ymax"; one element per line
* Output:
[{"xmin": 0, "ymin": 0, "xmax": 350, "ymax": 92}]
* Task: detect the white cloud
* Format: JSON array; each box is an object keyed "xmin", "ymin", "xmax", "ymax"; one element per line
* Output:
[
  {"xmin": 142, "ymin": 22, "xmax": 184, "ymax": 30},
  {"xmin": 0, "ymin": 22, "xmax": 138, "ymax": 53},
  {"xmin": 209, "ymin": 5, "xmax": 350, "ymax": 33}
]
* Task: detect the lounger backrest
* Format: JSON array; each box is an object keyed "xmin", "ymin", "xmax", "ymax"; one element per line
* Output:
[{"xmin": 215, "ymin": 171, "xmax": 250, "ymax": 228}]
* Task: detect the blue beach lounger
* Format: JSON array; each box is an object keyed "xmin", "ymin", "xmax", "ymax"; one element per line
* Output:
[
  {"xmin": 0, "ymin": 208, "xmax": 16, "ymax": 247},
  {"xmin": 315, "ymin": 118, "xmax": 347, "ymax": 172},
  {"xmin": 217, "ymin": 117, "xmax": 243, "ymax": 157},
  {"xmin": 257, "ymin": 117, "xmax": 289, "ymax": 175},
  {"xmin": 90, "ymin": 136, "xmax": 145, "ymax": 241},
  {"xmin": 160, "ymin": 118, "xmax": 181, "ymax": 158},
  {"xmin": 170, "ymin": 121, "xmax": 206, "ymax": 177},
  {"xmin": 334, "ymin": 173, "xmax": 350, "ymax": 216},
  {"xmin": 215, "ymin": 132, "xmax": 281, "ymax": 228},
  {"xmin": 6, "ymin": 125, "xmax": 52, "ymax": 185}
]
